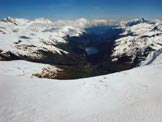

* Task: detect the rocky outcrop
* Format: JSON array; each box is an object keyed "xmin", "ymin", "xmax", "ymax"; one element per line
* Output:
[
  {"xmin": 34, "ymin": 65, "xmax": 63, "ymax": 79},
  {"xmin": 0, "ymin": 51, "xmax": 20, "ymax": 61}
]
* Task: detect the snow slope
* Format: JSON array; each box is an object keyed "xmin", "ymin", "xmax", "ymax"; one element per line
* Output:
[
  {"xmin": 140, "ymin": 49, "xmax": 162, "ymax": 66},
  {"xmin": 0, "ymin": 57, "xmax": 162, "ymax": 122},
  {"xmin": 0, "ymin": 60, "xmax": 60, "ymax": 77}
]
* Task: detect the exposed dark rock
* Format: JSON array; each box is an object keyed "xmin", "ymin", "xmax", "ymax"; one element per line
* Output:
[
  {"xmin": 0, "ymin": 51, "xmax": 20, "ymax": 61},
  {"xmin": 0, "ymin": 49, "xmax": 3, "ymax": 53},
  {"xmin": 0, "ymin": 30, "xmax": 6, "ymax": 34},
  {"xmin": 15, "ymin": 44, "xmax": 36, "ymax": 51},
  {"xmin": 133, "ymin": 47, "xmax": 156, "ymax": 66},
  {"xmin": 117, "ymin": 55, "xmax": 133, "ymax": 64},
  {"xmin": 14, "ymin": 40, "xmax": 22, "ymax": 44},
  {"xmin": 19, "ymin": 36, "xmax": 31, "ymax": 39},
  {"xmin": 34, "ymin": 65, "xmax": 93, "ymax": 79},
  {"xmin": 33, "ymin": 65, "xmax": 63, "ymax": 79}
]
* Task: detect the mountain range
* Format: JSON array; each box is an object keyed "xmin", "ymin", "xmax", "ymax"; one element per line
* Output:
[{"xmin": 0, "ymin": 17, "xmax": 162, "ymax": 79}]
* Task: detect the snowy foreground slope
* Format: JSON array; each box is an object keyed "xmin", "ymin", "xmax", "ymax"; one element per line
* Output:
[
  {"xmin": 0, "ymin": 60, "xmax": 60, "ymax": 77},
  {"xmin": 0, "ymin": 56, "xmax": 162, "ymax": 122}
]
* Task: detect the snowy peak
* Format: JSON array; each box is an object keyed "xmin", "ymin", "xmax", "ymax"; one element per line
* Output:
[
  {"xmin": 33, "ymin": 17, "xmax": 53, "ymax": 24},
  {"xmin": 120, "ymin": 18, "xmax": 153, "ymax": 27},
  {"xmin": 1, "ymin": 16, "xmax": 16, "ymax": 23},
  {"xmin": 1, "ymin": 17, "xmax": 29, "ymax": 25},
  {"xmin": 126, "ymin": 18, "xmax": 151, "ymax": 26}
]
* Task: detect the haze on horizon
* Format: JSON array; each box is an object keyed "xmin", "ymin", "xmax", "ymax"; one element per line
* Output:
[{"xmin": 0, "ymin": 0, "xmax": 162, "ymax": 20}]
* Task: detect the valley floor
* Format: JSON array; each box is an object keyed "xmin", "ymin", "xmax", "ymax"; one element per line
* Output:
[{"xmin": 0, "ymin": 61, "xmax": 162, "ymax": 122}]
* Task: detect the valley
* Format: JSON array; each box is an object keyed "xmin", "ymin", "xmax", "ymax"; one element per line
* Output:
[{"xmin": 0, "ymin": 17, "xmax": 162, "ymax": 79}]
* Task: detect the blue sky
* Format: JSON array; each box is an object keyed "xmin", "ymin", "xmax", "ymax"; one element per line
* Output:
[{"xmin": 0, "ymin": 0, "xmax": 161, "ymax": 20}]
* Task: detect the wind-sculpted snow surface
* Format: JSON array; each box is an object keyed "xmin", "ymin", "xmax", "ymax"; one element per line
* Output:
[{"xmin": 0, "ymin": 58, "xmax": 162, "ymax": 122}]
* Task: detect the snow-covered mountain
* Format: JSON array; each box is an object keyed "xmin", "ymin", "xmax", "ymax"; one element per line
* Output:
[
  {"xmin": 0, "ymin": 17, "xmax": 118, "ymax": 79},
  {"xmin": 0, "ymin": 17, "xmax": 89, "ymax": 67},
  {"xmin": 1, "ymin": 17, "xmax": 162, "ymax": 79},
  {"xmin": 112, "ymin": 18, "xmax": 162, "ymax": 66},
  {"xmin": 0, "ymin": 17, "xmax": 87, "ymax": 78},
  {"xmin": 0, "ymin": 17, "xmax": 115, "ymax": 60}
]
